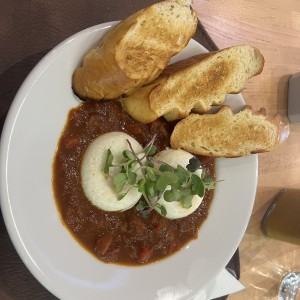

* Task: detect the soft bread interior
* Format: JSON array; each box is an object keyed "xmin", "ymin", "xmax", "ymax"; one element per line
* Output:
[
  {"xmin": 116, "ymin": 0, "xmax": 197, "ymax": 81},
  {"xmin": 151, "ymin": 45, "xmax": 265, "ymax": 120},
  {"xmin": 122, "ymin": 45, "xmax": 264, "ymax": 123},
  {"xmin": 170, "ymin": 105, "xmax": 290, "ymax": 157},
  {"xmin": 72, "ymin": 0, "xmax": 197, "ymax": 101}
]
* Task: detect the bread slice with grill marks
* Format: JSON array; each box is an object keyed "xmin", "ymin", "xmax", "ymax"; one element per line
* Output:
[
  {"xmin": 170, "ymin": 105, "xmax": 290, "ymax": 157},
  {"xmin": 122, "ymin": 45, "xmax": 264, "ymax": 123},
  {"xmin": 72, "ymin": 0, "xmax": 197, "ymax": 101}
]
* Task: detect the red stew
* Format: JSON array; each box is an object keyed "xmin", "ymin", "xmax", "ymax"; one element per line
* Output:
[{"xmin": 53, "ymin": 101, "xmax": 215, "ymax": 265}]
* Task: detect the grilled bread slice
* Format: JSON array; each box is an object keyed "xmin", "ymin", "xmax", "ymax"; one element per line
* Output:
[
  {"xmin": 72, "ymin": 0, "xmax": 197, "ymax": 101},
  {"xmin": 122, "ymin": 45, "xmax": 264, "ymax": 123},
  {"xmin": 170, "ymin": 105, "xmax": 290, "ymax": 157}
]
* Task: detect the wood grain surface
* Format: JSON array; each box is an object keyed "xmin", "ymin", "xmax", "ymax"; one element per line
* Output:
[
  {"xmin": 0, "ymin": 1, "xmax": 299, "ymax": 299},
  {"xmin": 192, "ymin": 1, "xmax": 300, "ymax": 299}
]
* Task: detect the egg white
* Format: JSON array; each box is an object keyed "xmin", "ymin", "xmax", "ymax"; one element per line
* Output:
[
  {"xmin": 81, "ymin": 132, "xmax": 142, "ymax": 211},
  {"xmin": 154, "ymin": 149, "xmax": 203, "ymax": 219}
]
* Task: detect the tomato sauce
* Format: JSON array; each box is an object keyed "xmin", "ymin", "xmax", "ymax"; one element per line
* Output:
[{"xmin": 52, "ymin": 101, "xmax": 215, "ymax": 265}]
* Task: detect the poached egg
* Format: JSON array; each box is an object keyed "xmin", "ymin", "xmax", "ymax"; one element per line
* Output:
[{"xmin": 81, "ymin": 132, "xmax": 142, "ymax": 211}]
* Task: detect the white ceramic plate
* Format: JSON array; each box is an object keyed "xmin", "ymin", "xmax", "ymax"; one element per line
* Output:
[{"xmin": 0, "ymin": 22, "xmax": 257, "ymax": 300}]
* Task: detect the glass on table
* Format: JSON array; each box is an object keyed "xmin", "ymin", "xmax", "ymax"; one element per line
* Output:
[{"xmin": 278, "ymin": 272, "xmax": 300, "ymax": 300}]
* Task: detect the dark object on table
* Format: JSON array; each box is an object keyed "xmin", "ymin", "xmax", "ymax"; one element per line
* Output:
[
  {"xmin": 288, "ymin": 72, "xmax": 300, "ymax": 124},
  {"xmin": 0, "ymin": 1, "xmax": 237, "ymax": 299}
]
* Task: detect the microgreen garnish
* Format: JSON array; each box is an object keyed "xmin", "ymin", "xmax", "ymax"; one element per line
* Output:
[
  {"xmin": 103, "ymin": 149, "xmax": 114, "ymax": 176},
  {"xmin": 103, "ymin": 136, "xmax": 216, "ymax": 218}
]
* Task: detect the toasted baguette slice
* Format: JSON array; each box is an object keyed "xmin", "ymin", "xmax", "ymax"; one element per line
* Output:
[
  {"xmin": 122, "ymin": 45, "xmax": 264, "ymax": 123},
  {"xmin": 72, "ymin": 0, "xmax": 197, "ymax": 101},
  {"xmin": 170, "ymin": 106, "xmax": 290, "ymax": 157}
]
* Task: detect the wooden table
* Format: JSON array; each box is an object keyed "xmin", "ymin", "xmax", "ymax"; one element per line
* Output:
[
  {"xmin": 192, "ymin": 0, "xmax": 300, "ymax": 299},
  {"xmin": 0, "ymin": 1, "xmax": 299, "ymax": 299}
]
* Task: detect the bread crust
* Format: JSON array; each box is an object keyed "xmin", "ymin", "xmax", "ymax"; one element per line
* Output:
[
  {"xmin": 170, "ymin": 105, "xmax": 290, "ymax": 157},
  {"xmin": 72, "ymin": 0, "xmax": 197, "ymax": 101}
]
